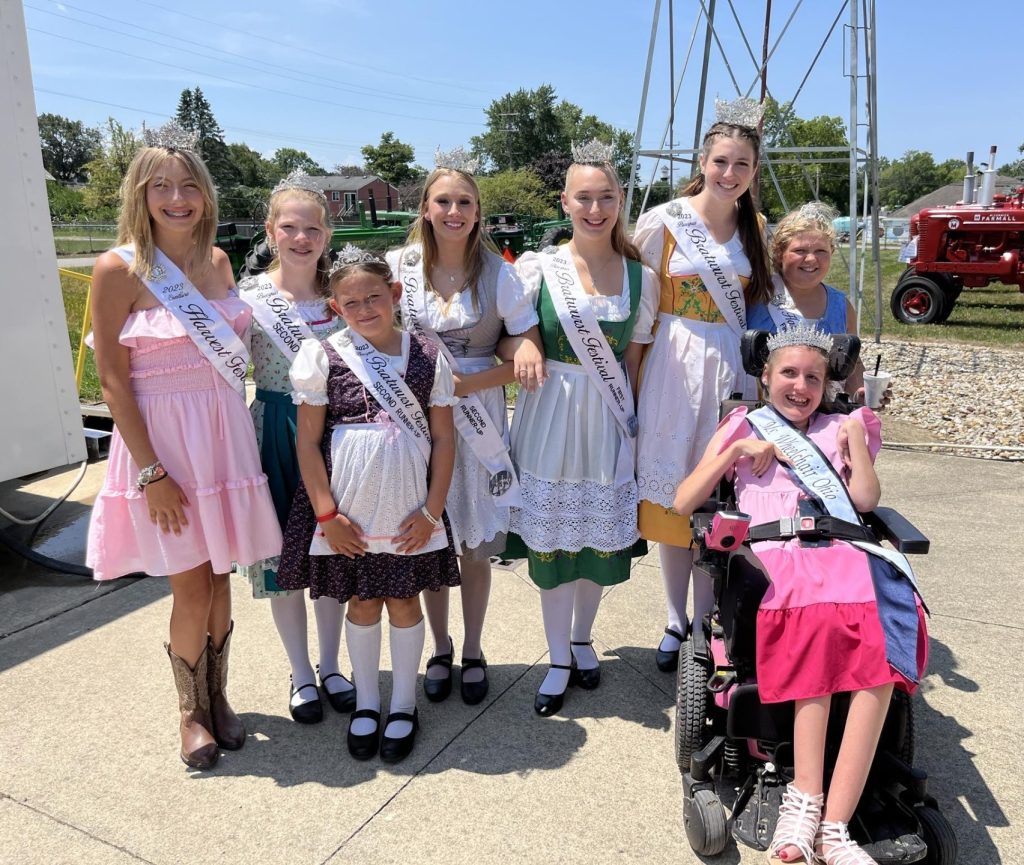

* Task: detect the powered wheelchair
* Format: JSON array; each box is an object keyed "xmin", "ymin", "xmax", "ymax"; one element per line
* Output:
[{"xmin": 673, "ymin": 331, "xmax": 957, "ymax": 864}]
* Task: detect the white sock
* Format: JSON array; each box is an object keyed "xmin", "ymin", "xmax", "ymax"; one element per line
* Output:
[
  {"xmin": 270, "ymin": 590, "xmax": 317, "ymax": 706},
  {"xmin": 539, "ymin": 583, "xmax": 575, "ymax": 695},
  {"xmin": 422, "ymin": 588, "xmax": 451, "ymax": 681},
  {"xmin": 459, "ymin": 558, "xmax": 492, "ymax": 683},
  {"xmin": 313, "ymin": 596, "xmax": 352, "ymax": 694},
  {"xmin": 386, "ymin": 618, "xmax": 425, "ymax": 739},
  {"xmin": 570, "ymin": 579, "xmax": 603, "ymax": 670},
  {"xmin": 659, "ymin": 544, "xmax": 695, "ymax": 652},
  {"xmin": 345, "ymin": 618, "xmax": 381, "ymax": 736}
]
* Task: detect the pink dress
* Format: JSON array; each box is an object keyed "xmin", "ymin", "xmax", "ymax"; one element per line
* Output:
[
  {"xmin": 717, "ymin": 406, "xmax": 928, "ymax": 703},
  {"xmin": 87, "ymin": 298, "xmax": 283, "ymax": 580}
]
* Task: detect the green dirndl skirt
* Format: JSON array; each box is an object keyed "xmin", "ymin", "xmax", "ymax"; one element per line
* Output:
[{"xmin": 502, "ymin": 532, "xmax": 647, "ymax": 590}]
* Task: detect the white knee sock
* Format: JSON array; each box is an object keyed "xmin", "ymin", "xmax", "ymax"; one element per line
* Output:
[
  {"xmin": 422, "ymin": 587, "xmax": 451, "ymax": 681},
  {"xmin": 539, "ymin": 582, "xmax": 575, "ymax": 694},
  {"xmin": 346, "ymin": 618, "xmax": 381, "ymax": 735},
  {"xmin": 659, "ymin": 543, "xmax": 695, "ymax": 652},
  {"xmin": 270, "ymin": 591, "xmax": 317, "ymax": 706},
  {"xmin": 570, "ymin": 579, "xmax": 603, "ymax": 670},
  {"xmin": 459, "ymin": 558, "xmax": 492, "ymax": 682},
  {"xmin": 386, "ymin": 618, "xmax": 425, "ymax": 739},
  {"xmin": 312, "ymin": 596, "xmax": 352, "ymax": 694}
]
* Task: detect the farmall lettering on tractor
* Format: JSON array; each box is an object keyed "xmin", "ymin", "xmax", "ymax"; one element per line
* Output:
[{"xmin": 892, "ymin": 146, "xmax": 1024, "ymax": 324}]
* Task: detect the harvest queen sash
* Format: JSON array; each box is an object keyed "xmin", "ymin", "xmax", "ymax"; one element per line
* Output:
[
  {"xmin": 397, "ymin": 249, "xmax": 521, "ymax": 505},
  {"xmin": 539, "ymin": 246, "xmax": 640, "ymax": 442},
  {"xmin": 326, "ymin": 330, "xmax": 432, "ymax": 465},
  {"xmin": 238, "ymin": 275, "xmax": 317, "ymax": 362},
  {"xmin": 745, "ymin": 405, "xmax": 921, "ymax": 596},
  {"xmin": 657, "ymin": 198, "xmax": 747, "ymax": 336},
  {"xmin": 112, "ymin": 245, "xmax": 249, "ymax": 398}
]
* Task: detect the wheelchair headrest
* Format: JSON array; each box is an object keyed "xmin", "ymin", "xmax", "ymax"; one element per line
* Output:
[{"xmin": 740, "ymin": 329, "xmax": 860, "ymax": 381}]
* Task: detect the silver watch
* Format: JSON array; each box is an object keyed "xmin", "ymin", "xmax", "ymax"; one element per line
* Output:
[{"xmin": 137, "ymin": 461, "xmax": 167, "ymax": 490}]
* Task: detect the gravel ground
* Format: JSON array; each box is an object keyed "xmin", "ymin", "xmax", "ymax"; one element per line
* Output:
[{"xmin": 867, "ymin": 338, "xmax": 1023, "ymax": 461}]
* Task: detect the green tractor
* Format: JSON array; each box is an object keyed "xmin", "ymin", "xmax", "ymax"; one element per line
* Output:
[{"xmin": 485, "ymin": 213, "xmax": 573, "ymax": 260}]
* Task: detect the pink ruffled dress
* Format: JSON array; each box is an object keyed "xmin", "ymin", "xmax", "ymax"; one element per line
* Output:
[
  {"xmin": 717, "ymin": 406, "xmax": 928, "ymax": 703},
  {"xmin": 86, "ymin": 298, "xmax": 283, "ymax": 580}
]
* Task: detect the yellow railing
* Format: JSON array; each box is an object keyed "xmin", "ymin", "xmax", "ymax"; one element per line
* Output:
[{"xmin": 60, "ymin": 267, "xmax": 93, "ymax": 391}]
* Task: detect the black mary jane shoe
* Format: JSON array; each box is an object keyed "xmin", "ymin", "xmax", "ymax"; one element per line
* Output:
[
  {"xmin": 423, "ymin": 636, "xmax": 454, "ymax": 703},
  {"xmin": 289, "ymin": 678, "xmax": 323, "ymax": 724},
  {"xmin": 655, "ymin": 624, "xmax": 688, "ymax": 673},
  {"xmin": 460, "ymin": 655, "xmax": 489, "ymax": 705},
  {"xmin": 569, "ymin": 641, "xmax": 601, "ymax": 690},
  {"xmin": 347, "ymin": 708, "xmax": 381, "ymax": 760},
  {"xmin": 318, "ymin": 666, "xmax": 357, "ymax": 714},
  {"xmin": 379, "ymin": 709, "xmax": 419, "ymax": 764},
  {"xmin": 533, "ymin": 663, "xmax": 574, "ymax": 717}
]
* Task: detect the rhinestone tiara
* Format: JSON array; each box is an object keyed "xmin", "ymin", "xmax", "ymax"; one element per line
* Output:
[
  {"xmin": 434, "ymin": 145, "xmax": 480, "ymax": 175},
  {"xmin": 786, "ymin": 200, "xmax": 838, "ymax": 233},
  {"xmin": 713, "ymin": 97, "xmax": 765, "ymax": 130},
  {"xmin": 140, "ymin": 120, "xmax": 199, "ymax": 153},
  {"xmin": 766, "ymin": 322, "xmax": 834, "ymax": 354},
  {"xmin": 570, "ymin": 138, "xmax": 615, "ymax": 166},
  {"xmin": 271, "ymin": 168, "xmax": 327, "ymax": 204},
  {"xmin": 328, "ymin": 243, "xmax": 384, "ymax": 277}
]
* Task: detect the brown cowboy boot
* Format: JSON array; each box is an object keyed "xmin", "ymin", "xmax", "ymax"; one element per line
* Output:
[
  {"xmin": 166, "ymin": 643, "xmax": 219, "ymax": 769},
  {"xmin": 207, "ymin": 621, "xmax": 246, "ymax": 750}
]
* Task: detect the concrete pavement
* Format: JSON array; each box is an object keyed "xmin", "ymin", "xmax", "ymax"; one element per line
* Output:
[{"xmin": 0, "ymin": 448, "xmax": 1020, "ymax": 864}]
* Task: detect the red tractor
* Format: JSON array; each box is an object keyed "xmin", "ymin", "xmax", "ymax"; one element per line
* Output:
[{"xmin": 892, "ymin": 146, "xmax": 1024, "ymax": 324}]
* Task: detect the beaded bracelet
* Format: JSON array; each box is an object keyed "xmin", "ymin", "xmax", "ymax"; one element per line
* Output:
[{"xmin": 420, "ymin": 506, "xmax": 439, "ymax": 527}]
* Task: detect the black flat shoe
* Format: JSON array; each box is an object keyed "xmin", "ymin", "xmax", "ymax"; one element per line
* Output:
[
  {"xmin": 534, "ymin": 663, "xmax": 574, "ymax": 717},
  {"xmin": 570, "ymin": 641, "xmax": 601, "ymax": 690},
  {"xmin": 460, "ymin": 655, "xmax": 489, "ymax": 705},
  {"xmin": 655, "ymin": 625, "xmax": 688, "ymax": 673},
  {"xmin": 423, "ymin": 636, "xmax": 453, "ymax": 703},
  {"xmin": 347, "ymin": 708, "xmax": 381, "ymax": 760},
  {"xmin": 380, "ymin": 709, "xmax": 419, "ymax": 764},
  {"xmin": 318, "ymin": 666, "xmax": 357, "ymax": 714},
  {"xmin": 289, "ymin": 678, "xmax": 323, "ymax": 724}
]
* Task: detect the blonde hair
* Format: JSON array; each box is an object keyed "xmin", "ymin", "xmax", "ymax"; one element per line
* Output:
[
  {"xmin": 770, "ymin": 202, "xmax": 838, "ymax": 275},
  {"xmin": 407, "ymin": 168, "xmax": 497, "ymax": 306},
  {"xmin": 265, "ymin": 187, "xmax": 334, "ymax": 293},
  {"xmin": 115, "ymin": 146, "xmax": 218, "ymax": 279},
  {"xmin": 327, "ymin": 255, "xmax": 394, "ymax": 296},
  {"xmin": 564, "ymin": 162, "xmax": 641, "ymax": 261},
  {"xmin": 678, "ymin": 122, "xmax": 772, "ymax": 306}
]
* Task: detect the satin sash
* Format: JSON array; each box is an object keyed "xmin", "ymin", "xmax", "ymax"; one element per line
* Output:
[{"xmin": 239, "ymin": 275, "xmax": 318, "ymax": 362}]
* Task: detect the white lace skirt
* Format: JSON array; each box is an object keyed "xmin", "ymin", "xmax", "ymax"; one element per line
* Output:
[
  {"xmin": 509, "ymin": 360, "xmax": 639, "ymax": 553},
  {"xmin": 636, "ymin": 314, "xmax": 753, "ymax": 508},
  {"xmin": 308, "ymin": 422, "xmax": 447, "ymax": 556},
  {"xmin": 447, "ymin": 357, "xmax": 510, "ymax": 556}
]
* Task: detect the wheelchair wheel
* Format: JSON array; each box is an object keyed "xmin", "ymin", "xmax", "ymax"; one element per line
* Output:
[
  {"xmin": 674, "ymin": 640, "xmax": 711, "ymax": 775},
  {"xmin": 683, "ymin": 788, "xmax": 728, "ymax": 856},
  {"xmin": 916, "ymin": 804, "xmax": 958, "ymax": 864}
]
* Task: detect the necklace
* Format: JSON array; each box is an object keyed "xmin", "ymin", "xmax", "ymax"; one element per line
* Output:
[
  {"xmin": 431, "ymin": 264, "xmax": 465, "ymax": 289},
  {"xmin": 574, "ymin": 250, "xmax": 618, "ymax": 294}
]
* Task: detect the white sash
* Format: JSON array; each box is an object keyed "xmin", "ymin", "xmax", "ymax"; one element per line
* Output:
[
  {"xmin": 657, "ymin": 198, "xmax": 747, "ymax": 336},
  {"xmin": 239, "ymin": 275, "xmax": 318, "ymax": 362},
  {"xmin": 746, "ymin": 406, "xmax": 921, "ymax": 594},
  {"xmin": 397, "ymin": 249, "xmax": 520, "ymax": 505},
  {"xmin": 112, "ymin": 245, "xmax": 248, "ymax": 398},
  {"xmin": 328, "ymin": 330, "xmax": 432, "ymax": 465},
  {"xmin": 539, "ymin": 246, "xmax": 638, "ymax": 486},
  {"xmin": 765, "ymin": 273, "xmax": 804, "ymax": 330}
]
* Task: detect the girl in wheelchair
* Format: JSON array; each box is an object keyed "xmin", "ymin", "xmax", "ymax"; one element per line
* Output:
[{"xmin": 673, "ymin": 323, "xmax": 927, "ymax": 865}]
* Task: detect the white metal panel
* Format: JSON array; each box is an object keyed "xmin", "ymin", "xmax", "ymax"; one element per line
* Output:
[{"xmin": 0, "ymin": 1, "xmax": 86, "ymax": 481}]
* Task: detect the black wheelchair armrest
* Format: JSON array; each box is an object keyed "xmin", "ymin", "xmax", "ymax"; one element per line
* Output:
[{"xmin": 862, "ymin": 507, "xmax": 930, "ymax": 554}]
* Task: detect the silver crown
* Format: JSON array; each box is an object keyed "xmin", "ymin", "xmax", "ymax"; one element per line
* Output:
[
  {"xmin": 328, "ymin": 244, "xmax": 383, "ymax": 277},
  {"xmin": 766, "ymin": 322, "xmax": 834, "ymax": 354},
  {"xmin": 787, "ymin": 200, "xmax": 838, "ymax": 232},
  {"xmin": 713, "ymin": 97, "xmax": 766, "ymax": 129},
  {"xmin": 140, "ymin": 120, "xmax": 199, "ymax": 153},
  {"xmin": 570, "ymin": 138, "xmax": 615, "ymax": 165},
  {"xmin": 271, "ymin": 168, "xmax": 327, "ymax": 203},
  {"xmin": 434, "ymin": 146, "xmax": 480, "ymax": 175}
]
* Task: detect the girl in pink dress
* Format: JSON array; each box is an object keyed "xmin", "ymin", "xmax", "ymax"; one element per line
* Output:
[
  {"xmin": 86, "ymin": 130, "xmax": 282, "ymax": 770},
  {"xmin": 673, "ymin": 326, "xmax": 927, "ymax": 865}
]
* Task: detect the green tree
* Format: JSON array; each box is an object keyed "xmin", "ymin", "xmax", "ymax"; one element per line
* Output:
[
  {"xmin": 226, "ymin": 142, "xmax": 274, "ymax": 188},
  {"xmin": 476, "ymin": 169, "xmax": 553, "ymax": 219},
  {"xmin": 82, "ymin": 118, "xmax": 140, "ymax": 215},
  {"xmin": 333, "ymin": 163, "xmax": 367, "ymax": 177},
  {"xmin": 471, "ymin": 86, "xmax": 563, "ymax": 173},
  {"xmin": 361, "ymin": 132, "xmax": 417, "ymax": 185},
  {"xmin": 38, "ymin": 113, "xmax": 102, "ymax": 182},
  {"xmin": 270, "ymin": 147, "xmax": 325, "ymax": 180},
  {"xmin": 46, "ymin": 180, "xmax": 88, "ymax": 221},
  {"xmin": 175, "ymin": 87, "xmax": 237, "ymax": 189},
  {"xmin": 877, "ymin": 150, "xmax": 942, "ymax": 209}
]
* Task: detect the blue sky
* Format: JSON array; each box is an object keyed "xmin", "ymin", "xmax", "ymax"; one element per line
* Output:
[{"xmin": 24, "ymin": 0, "xmax": 1024, "ymax": 179}]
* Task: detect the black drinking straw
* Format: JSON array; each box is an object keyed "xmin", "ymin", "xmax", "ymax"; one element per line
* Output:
[{"xmin": 873, "ymin": 354, "xmax": 882, "ymax": 376}]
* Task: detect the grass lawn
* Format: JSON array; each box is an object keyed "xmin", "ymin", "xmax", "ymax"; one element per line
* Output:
[{"xmin": 61, "ymin": 268, "xmax": 101, "ymax": 403}]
